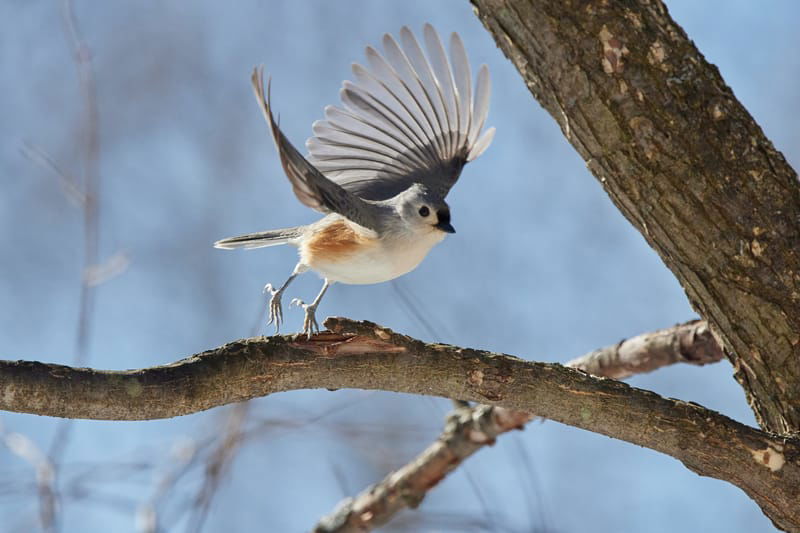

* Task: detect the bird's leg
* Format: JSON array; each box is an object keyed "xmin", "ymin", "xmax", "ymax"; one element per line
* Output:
[
  {"xmin": 264, "ymin": 263, "xmax": 307, "ymax": 333},
  {"xmin": 290, "ymin": 278, "xmax": 332, "ymax": 339}
]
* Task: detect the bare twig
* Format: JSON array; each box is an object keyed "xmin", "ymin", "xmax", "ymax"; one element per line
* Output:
[
  {"xmin": 566, "ymin": 319, "xmax": 723, "ymax": 378},
  {"xmin": 185, "ymin": 403, "xmax": 249, "ymax": 533},
  {"xmin": 19, "ymin": 142, "xmax": 86, "ymax": 207},
  {"xmin": 48, "ymin": 0, "xmax": 103, "ymax": 463},
  {"xmin": 136, "ymin": 439, "xmax": 201, "ymax": 533},
  {"xmin": 83, "ymin": 250, "xmax": 131, "ymax": 287},
  {"xmin": 1, "ymin": 318, "xmax": 798, "ymax": 530},
  {"xmin": 312, "ymin": 405, "xmax": 530, "ymax": 533},
  {"xmin": 35, "ymin": 4, "xmax": 104, "ymax": 529},
  {"xmin": 58, "ymin": 0, "xmax": 101, "ymax": 374},
  {"xmin": 0, "ymin": 424, "xmax": 56, "ymax": 533}
]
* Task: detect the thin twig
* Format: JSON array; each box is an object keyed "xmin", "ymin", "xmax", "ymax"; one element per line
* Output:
[
  {"xmin": 0, "ymin": 423, "xmax": 56, "ymax": 533},
  {"xmin": 43, "ymin": 3, "xmax": 102, "ymax": 529},
  {"xmin": 19, "ymin": 142, "xmax": 86, "ymax": 206},
  {"xmin": 48, "ymin": 0, "xmax": 102, "ymax": 461},
  {"xmin": 185, "ymin": 403, "xmax": 249, "ymax": 533}
]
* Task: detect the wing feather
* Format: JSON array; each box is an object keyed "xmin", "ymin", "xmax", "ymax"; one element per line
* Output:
[
  {"xmin": 311, "ymin": 121, "xmax": 428, "ymax": 171},
  {"xmin": 423, "ymin": 24, "xmax": 459, "ymax": 157},
  {"xmin": 340, "ymin": 81, "xmax": 423, "ymax": 159},
  {"xmin": 363, "ymin": 46, "xmax": 438, "ymax": 163},
  {"xmin": 470, "ymin": 64, "xmax": 491, "ymax": 148},
  {"xmin": 306, "ymin": 25, "xmax": 495, "ymax": 201},
  {"xmin": 323, "ymin": 105, "xmax": 423, "ymax": 165},
  {"xmin": 251, "ymin": 67, "xmax": 382, "ymax": 231},
  {"xmin": 381, "ymin": 33, "xmax": 446, "ymax": 159},
  {"xmin": 449, "ymin": 32, "xmax": 472, "ymax": 147},
  {"xmin": 400, "ymin": 26, "xmax": 451, "ymax": 160}
]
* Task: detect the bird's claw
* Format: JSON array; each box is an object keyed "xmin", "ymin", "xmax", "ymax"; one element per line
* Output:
[
  {"xmin": 290, "ymin": 298, "xmax": 319, "ymax": 339},
  {"xmin": 264, "ymin": 283, "xmax": 284, "ymax": 333}
]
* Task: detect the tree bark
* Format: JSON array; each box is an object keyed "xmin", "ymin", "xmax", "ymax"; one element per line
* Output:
[
  {"xmin": 1, "ymin": 318, "xmax": 798, "ymax": 530},
  {"xmin": 470, "ymin": 0, "xmax": 800, "ymax": 435},
  {"xmin": 313, "ymin": 319, "xmax": 722, "ymax": 532}
]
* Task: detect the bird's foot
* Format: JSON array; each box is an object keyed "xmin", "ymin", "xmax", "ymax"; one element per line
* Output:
[
  {"xmin": 290, "ymin": 298, "xmax": 319, "ymax": 339},
  {"xmin": 263, "ymin": 283, "xmax": 284, "ymax": 333}
]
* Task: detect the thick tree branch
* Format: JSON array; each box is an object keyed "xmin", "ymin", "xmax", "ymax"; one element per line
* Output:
[
  {"xmin": 313, "ymin": 319, "xmax": 720, "ymax": 532},
  {"xmin": 471, "ymin": 0, "xmax": 800, "ymax": 435},
  {"xmin": 1, "ymin": 318, "xmax": 798, "ymax": 530}
]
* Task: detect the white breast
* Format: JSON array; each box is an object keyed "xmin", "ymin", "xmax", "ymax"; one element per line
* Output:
[{"xmin": 306, "ymin": 227, "xmax": 446, "ymax": 285}]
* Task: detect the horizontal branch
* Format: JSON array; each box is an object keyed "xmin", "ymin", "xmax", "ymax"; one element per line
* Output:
[
  {"xmin": 0, "ymin": 318, "xmax": 797, "ymax": 529},
  {"xmin": 314, "ymin": 319, "xmax": 722, "ymax": 531}
]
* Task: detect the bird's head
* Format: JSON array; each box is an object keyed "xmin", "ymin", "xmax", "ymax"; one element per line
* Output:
[{"xmin": 394, "ymin": 184, "xmax": 455, "ymax": 235}]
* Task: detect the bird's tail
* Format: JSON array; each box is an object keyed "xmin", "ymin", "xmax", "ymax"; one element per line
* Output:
[{"xmin": 214, "ymin": 226, "xmax": 303, "ymax": 250}]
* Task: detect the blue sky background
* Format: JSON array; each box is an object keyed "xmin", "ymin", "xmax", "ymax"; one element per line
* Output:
[{"xmin": 1, "ymin": 1, "xmax": 798, "ymax": 531}]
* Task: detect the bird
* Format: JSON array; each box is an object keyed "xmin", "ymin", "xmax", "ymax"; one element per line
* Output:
[{"xmin": 214, "ymin": 24, "xmax": 495, "ymax": 338}]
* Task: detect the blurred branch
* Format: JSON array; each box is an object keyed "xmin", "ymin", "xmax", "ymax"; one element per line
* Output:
[
  {"xmin": 20, "ymin": 2, "xmax": 106, "ymax": 531},
  {"xmin": 0, "ymin": 317, "xmax": 798, "ymax": 529},
  {"xmin": 19, "ymin": 142, "xmax": 86, "ymax": 207},
  {"xmin": 312, "ymin": 319, "xmax": 721, "ymax": 532},
  {"xmin": 0, "ymin": 424, "xmax": 56, "ymax": 533},
  {"xmin": 47, "ymin": 0, "xmax": 104, "ymax": 464},
  {"xmin": 185, "ymin": 403, "xmax": 249, "ymax": 533},
  {"xmin": 58, "ymin": 0, "xmax": 101, "ymax": 373},
  {"xmin": 313, "ymin": 405, "xmax": 530, "ymax": 533}
]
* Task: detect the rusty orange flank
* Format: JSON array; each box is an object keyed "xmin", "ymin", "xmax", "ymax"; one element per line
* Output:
[{"xmin": 301, "ymin": 220, "xmax": 378, "ymax": 264}]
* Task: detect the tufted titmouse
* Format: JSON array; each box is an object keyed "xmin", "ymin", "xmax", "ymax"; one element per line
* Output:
[{"xmin": 215, "ymin": 24, "xmax": 495, "ymax": 337}]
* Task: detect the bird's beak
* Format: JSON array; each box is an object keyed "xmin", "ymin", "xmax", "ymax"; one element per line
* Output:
[{"xmin": 435, "ymin": 221, "xmax": 456, "ymax": 234}]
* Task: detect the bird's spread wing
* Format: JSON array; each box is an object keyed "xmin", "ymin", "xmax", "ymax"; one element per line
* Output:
[
  {"xmin": 251, "ymin": 67, "xmax": 382, "ymax": 232},
  {"xmin": 306, "ymin": 24, "xmax": 495, "ymax": 201}
]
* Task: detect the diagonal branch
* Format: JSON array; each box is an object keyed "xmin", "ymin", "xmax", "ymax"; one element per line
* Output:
[
  {"xmin": 471, "ymin": 0, "xmax": 800, "ymax": 435},
  {"xmin": 313, "ymin": 404, "xmax": 531, "ymax": 533},
  {"xmin": 0, "ymin": 318, "xmax": 797, "ymax": 529},
  {"xmin": 312, "ymin": 319, "xmax": 722, "ymax": 532},
  {"xmin": 567, "ymin": 319, "xmax": 723, "ymax": 378}
]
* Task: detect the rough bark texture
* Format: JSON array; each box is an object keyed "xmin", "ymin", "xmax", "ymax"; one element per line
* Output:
[
  {"xmin": 470, "ymin": 0, "xmax": 800, "ymax": 435},
  {"xmin": 314, "ymin": 319, "xmax": 717, "ymax": 532},
  {"xmin": 1, "ymin": 318, "xmax": 798, "ymax": 530}
]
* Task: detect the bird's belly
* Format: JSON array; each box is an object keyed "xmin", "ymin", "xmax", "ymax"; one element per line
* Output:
[{"xmin": 305, "ymin": 231, "xmax": 445, "ymax": 285}]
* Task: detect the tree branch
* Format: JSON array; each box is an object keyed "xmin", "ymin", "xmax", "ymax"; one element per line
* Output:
[
  {"xmin": 1, "ymin": 318, "xmax": 798, "ymax": 530},
  {"xmin": 470, "ymin": 0, "xmax": 800, "ymax": 435},
  {"xmin": 567, "ymin": 319, "xmax": 723, "ymax": 378},
  {"xmin": 313, "ymin": 319, "xmax": 721, "ymax": 532},
  {"xmin": 313, "ymin": 404, "xmax": 530, "ymax": 533}
]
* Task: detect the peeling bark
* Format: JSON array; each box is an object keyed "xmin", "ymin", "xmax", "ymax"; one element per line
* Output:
[{"xmin": 471, "ymin": 0, "xmax": 800, "ymax": 435}]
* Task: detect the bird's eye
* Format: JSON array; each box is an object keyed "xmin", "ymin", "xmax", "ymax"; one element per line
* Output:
[{"xmin": 418, "ymin": 206, "xmax": 430, "ymax": 217}]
